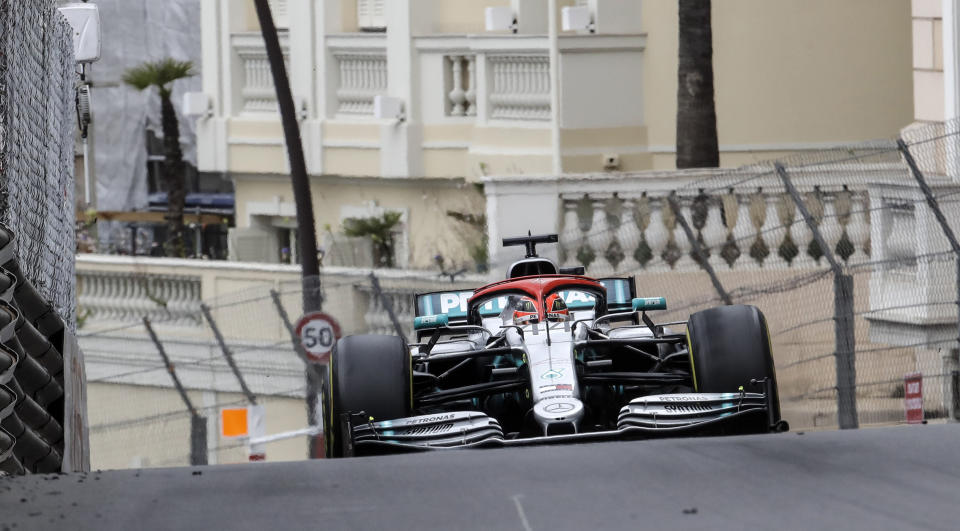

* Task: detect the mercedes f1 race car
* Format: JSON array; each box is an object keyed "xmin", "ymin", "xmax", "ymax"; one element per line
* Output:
[{"xmin": 322, "ymin": 234, "xmax": 786, "ymax": 457}]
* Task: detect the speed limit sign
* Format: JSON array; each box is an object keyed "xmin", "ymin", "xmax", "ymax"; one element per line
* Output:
[{"xmin": 294, "ymin": 312, "xmax": 342, "ymax": 363}]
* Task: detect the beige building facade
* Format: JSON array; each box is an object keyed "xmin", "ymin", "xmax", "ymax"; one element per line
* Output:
[{"xmin": 196, "ymin": 0, "xmax": 913, "ymax": 269}]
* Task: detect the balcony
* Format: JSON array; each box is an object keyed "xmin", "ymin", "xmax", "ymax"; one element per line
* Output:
[
  {"xmin": 483, "ymin": 163, "xmax": 907, "ymax": 276},
  {"xmin": 215, "ymin": 25, "xmax": 646, "ymax": 178},
  {"xmin": 232, "ymin": 32, "xmax": 289, "ymax": 115}
]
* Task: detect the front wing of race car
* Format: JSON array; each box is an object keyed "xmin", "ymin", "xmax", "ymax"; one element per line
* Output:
[{"xmin": 338, "ymin": 390, "xmax": 785, "ymax": 457}]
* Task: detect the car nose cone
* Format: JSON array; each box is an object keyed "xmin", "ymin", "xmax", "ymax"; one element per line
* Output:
[{"xmin": 534, "ymin": 397, "xmax": 584, "ymax": 435}]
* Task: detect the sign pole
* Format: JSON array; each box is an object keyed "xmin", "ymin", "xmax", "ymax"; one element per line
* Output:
[
  {"xmin": 271, "ymin": 290, "xmax": 325, "ymax": 459},
  {"xmin": 294, "ymin": 311, "xmax": 342, "ymax": 458}
]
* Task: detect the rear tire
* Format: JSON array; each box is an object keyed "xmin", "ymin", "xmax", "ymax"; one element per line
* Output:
[
  {"xmin": 323, "ymin": 334, "xmax": 411, "ymax": 457},
  {"xmin": 687, "ymin": 305, "xmax": 780, "ymax": 431}
]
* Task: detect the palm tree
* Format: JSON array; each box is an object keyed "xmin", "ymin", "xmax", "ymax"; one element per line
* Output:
[
  {"xmin": 676, "ymin": 0, "xmax": 719, "ymax": 168},
  {"xmin": 123, "ymin": 59, "xmax": 195, "ymax": 257}
]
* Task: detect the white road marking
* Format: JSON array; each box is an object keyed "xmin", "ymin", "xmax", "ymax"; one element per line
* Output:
[{"xmin": 512, "ymin": 494, "xmax": 534, "ymax": 531}]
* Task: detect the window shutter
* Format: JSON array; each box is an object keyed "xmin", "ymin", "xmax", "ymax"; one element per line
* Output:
[
  {"xmin": 357, "ymin": 0, "xmax": 386, "ymax": 30},
  {"xmin": 268, "ymin": 0, "xmax": 289, "ymax": 29}
]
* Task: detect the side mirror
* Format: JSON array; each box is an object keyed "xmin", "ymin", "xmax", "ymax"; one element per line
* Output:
[
  {"xmin": 59, "ymin": 3, "xmax": 102, "ymax": 64},
  {"xmin": 632, "ymin": 297, "xmax": 667, "ymax": 312}
]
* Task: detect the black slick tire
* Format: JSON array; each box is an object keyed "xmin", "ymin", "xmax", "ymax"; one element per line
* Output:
[
  {"xmin": 323, "ymin": 334, "xmax": 411, "ymax": 458},
  {"xmin": 686, "ymin": 304, "xmax": 780, "ymax": 431}
]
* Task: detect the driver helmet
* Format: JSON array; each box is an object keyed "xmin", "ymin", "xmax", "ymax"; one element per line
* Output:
[
  {"xmin": 545, "ymin": 293, "xmax": 570, "ymax": 322},
  {"xmin": 512, "ymin": 296, "xmax": 539, "ymax": 325}
]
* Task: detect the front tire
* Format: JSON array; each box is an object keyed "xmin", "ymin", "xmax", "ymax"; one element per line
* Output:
[
  {"xmin": 323, "ymin": 334, "xmax": 411, "ymax": 457},
  {"xmin": 687, "ymin": 305, "xmax": 780, "ymax": 431}
]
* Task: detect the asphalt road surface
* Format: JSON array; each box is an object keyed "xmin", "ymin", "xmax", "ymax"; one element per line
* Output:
[{"xmin": 2, "ymin": 424, "xmax": 959, "ymax": 530}]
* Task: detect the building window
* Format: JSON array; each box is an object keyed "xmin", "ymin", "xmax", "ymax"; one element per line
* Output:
[{"xmin": 357, "ymin": 0, "xmax": 386, "ymax": 31}]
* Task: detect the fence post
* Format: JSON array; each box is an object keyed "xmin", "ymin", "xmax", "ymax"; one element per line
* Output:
[
  {"xmin": 369, "ymin": 273, "xmax": 408, "ymax": 342},
  {"xmin": 143, "ymin": 317, "xmax": 207, "ymax": 466},
  {"xmin": 667, "ymin": 193, "xmax": 733, "ymax": 305},
  {"xmin": 200, "ymin": 304, "xmax": 258, "ymax": 406},
  {"xmin": 776, "ymin": 162, "xmax": 858, "ymax": 429},
  {"xmin": 269, "ymin": 289, "xmax": 325, "ymax": 459},
  {"xmin": 898, "ymin": 137, "xmax": 960, "ymax": 421}
]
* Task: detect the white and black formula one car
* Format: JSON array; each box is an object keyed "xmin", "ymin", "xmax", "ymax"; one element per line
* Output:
[{"xmin": 322, "ymin": 234, "xmax": 787, "ymax": 457}]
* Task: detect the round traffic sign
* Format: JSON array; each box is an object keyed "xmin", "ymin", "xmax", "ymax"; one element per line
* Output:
[{"xmin": 294, "ymin": 312, "xmax": 342, "ymax": 363}]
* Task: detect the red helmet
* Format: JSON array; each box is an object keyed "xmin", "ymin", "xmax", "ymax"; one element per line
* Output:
[
  {"xmin": 545, "ymin": 293, "xmax": 569, "ymax": 322},
  {"xmin": 512, "ymin": 297, "xmax": 539, "ymax": 325}
]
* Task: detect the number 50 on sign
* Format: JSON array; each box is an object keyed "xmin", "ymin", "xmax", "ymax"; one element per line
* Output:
[{"xmin": 294, "ymin": 312, "xmax": 342, "ymax": 363}]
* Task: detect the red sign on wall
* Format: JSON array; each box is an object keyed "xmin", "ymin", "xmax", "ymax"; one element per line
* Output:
[{"xmin": 904, "ymin": 372, "xmax": 924, "ymax": 424}]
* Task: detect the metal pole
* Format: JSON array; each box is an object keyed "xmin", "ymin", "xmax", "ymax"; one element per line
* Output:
[
  {"xmin": 270, "ymin": 289, "xmax": 325, "ymax": 459},
  {"xmin": 898, "ymin": 137, "xmax": 960, "ymax": 420},
  {"xmin": 143, "ymin": 317, "xmax": 207, "ymax": 465},
  {"xmin": 199, "ymin": 304, "xmax": 257, "ymax": 405},
  {"xmin": 189, "ymin": 415, "xmax": 207, "ymax": 467},
  {"xmin": 776, "ymin": 162, "xmax": 858, "ymax": 429},
  {"xmin": 369, "ymin": 273, "xmax": 408, "ymax": 342},
  {"xmin": 667, "ymin": 193, "xmax": 732, "ymax": 305},
  {"xmin": 251, "ymin": 0, "xmax": 322, "ymax": 314}
]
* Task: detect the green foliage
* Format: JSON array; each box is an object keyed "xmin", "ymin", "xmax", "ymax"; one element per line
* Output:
[
  {"xmin": 343, "ymin": 211, "xmax": 402, "ymax": 242},
  {"xmin": 343, "ymin": 212, "xmax": 403, "ymax": 268},
  {"xmin": 123, "ymin": 58, "xmax": 195, "ymax": 97}
]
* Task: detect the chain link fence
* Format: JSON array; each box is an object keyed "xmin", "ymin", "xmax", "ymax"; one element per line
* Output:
[
  {"xmin": 79, "ymin": 269, "xmax": 479, "ymax": 468},
  {"xmin": 536, "ymin": 119, "xmax": 960, "ymax": 430},
  {"xmin": 80, "ymin": 120, "xmax": 960, "ymax": 467},
  {"xmin": 0, "ymin": 0, "xmax": 77, "ymax": 329}
]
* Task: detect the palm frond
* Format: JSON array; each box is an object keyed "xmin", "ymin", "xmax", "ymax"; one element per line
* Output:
[
  {"xmin": 123, "ymin": 58, "xmax": 195, "ymax": 96},
  {"xmin": 343, "ymin": 212, "xmax": 403, "ymax": 243}
]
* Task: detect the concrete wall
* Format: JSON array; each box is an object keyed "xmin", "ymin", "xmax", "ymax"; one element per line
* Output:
[
  {"xmin": 232, "ymin": 174, "xmax": 486, "ymax": 269},
  {"xmin": 87, "ymin": 383, "xmax": 308, "ymax": 469},
  {"xmin": 642, "ymin": 0, "xmax": 914, "ymax": 168}
]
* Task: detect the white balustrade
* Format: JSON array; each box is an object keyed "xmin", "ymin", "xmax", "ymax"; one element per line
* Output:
[
  {"xmin": 556, "ymin": 187, "xmax": 873, "ymax": 274},
  {"xmin": 847, "ymin": 194, "xmax": 871, "ymax": 264},
  {"xmin": 701, "ymin": 198, "xmax": 726, "ymax": 270},
  {"xmin": 77, "ymin": 272, "xmax": 202, "ymax": 326},
  {"xmin": 488, "ymin": 55, "xmax": 551, "ymax": 121},
  {"xmin": 233, "ymin": 33, "xmax": 289, "ymax": 114},
  {"xmin": 761, "ymin": 195, "xmax": 786, "ymax": 268},
  {"xmin": 447, "ymin": 55, "xmax": 477, "ymax": 117},
  {"xmin": 334, "ymin": 53, "xmax": 387, "ymax": 115},
  {"xmin": 354, "ymin": 285, "xmax": 419, "ymax": 338}
]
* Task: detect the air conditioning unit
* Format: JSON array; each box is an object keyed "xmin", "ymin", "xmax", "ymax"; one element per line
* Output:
[
  {"xmin": 485, "ymin": 7, "xmax": 517, "ymax": 32},
  {"xmin": 374, "ymin": 95, "xmax": 405, "ymax": 121},
  {"xmin": 562, "ymin": 6, "xmax": 594, "ymax": 32},
  {"xmin": 182, "ymin": 92, "xmax": 211, "ymax": 118}
]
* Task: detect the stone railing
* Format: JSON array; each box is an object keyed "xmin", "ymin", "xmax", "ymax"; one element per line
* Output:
[
  {"xmin": 328, "ymin": 35, "xmax": 388, "ymax": 116},
  {"xmin": 558, "ymin": 187, "xmax": 872, "ymax": 276},
  {"xmin": 488, "ymin": 54, "xmax": 551, "ymax": 121},
  {"xmin": 232, "ymin": 32, "xmax": 290, "ymax": 114},
  {"xmin": 446, "ymin": 54, "xmax": 477, "ymax": 117},
  {"xmin": 483, "ymin": 165, "xmax": 904, "ymax": 277},
  {"xmin": 77, "ymin": 271, "xmax": 203, "ymax": 327},
  {"xmin": 334, "ymin": 53, "xmax": 387, "ymax": 115},
  {"xmin": 75, "ymin": 255, "xmax": 487, "ymax": 336},
  {"xmin": 354, "ymin": 285, "xmax": 419, "ymax": 338}
]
